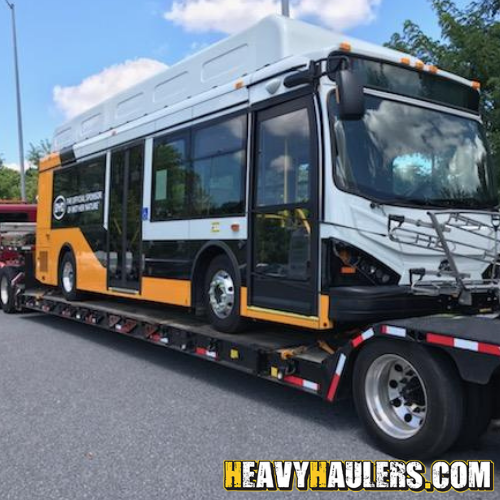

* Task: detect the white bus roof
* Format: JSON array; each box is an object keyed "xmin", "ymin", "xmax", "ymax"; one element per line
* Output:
[{"xmin": 52, "ymin": 15, "xmax": 477, "ymax": 152}]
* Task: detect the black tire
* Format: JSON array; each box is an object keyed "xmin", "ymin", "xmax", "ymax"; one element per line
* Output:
[
  {"xmin": 0, "ymin": 267, "xmax": 18, "ymax": 314},
  {"xmin": 353, "ymin": 340, "xmax": 464, "ymax": 459},
  {"xmin": 453, "ymin": 381, "xmax": 493, "ymax": 450},
  {"xmin": 204, "ymin": 255, "xmax": 246, "ymax": 333},
  {"xmin": 59, "ymin": 251, "xmax": 82, "ymax": 301}
]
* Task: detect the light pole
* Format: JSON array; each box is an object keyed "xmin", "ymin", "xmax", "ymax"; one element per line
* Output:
[
  {"xmin": 3, "ymin": 0, "xmax": 26, "ymax": 201},
  {"xmin": 281, "ymin": 0, "xmax": 290, "ymax": 17}
]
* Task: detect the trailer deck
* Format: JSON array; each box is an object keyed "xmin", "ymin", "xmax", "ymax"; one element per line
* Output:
[
  {"xmin": 21, "ymin": 289, "xmax": 351, "ymax": 401},
  {"xmin": 20, "ymin": 287, "xmax": 500, "ymax": 409}
]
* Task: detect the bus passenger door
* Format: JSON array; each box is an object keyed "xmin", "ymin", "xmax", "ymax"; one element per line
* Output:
[
  {"xmin": 249, "ymin": 96, "xmax": 319, "ymax": 317},
  {"xmin": 107, "ymin": 143, "xmax": 144, "ymax": 292}
]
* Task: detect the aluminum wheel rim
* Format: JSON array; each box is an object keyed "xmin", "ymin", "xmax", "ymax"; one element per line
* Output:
[
  {"xmin": 209, "ymin": 270, "xmax": 235, "ymax": 319},
  {"xmin": 365, "ymin": 354, "xmax": 427, "ymax": 440},
  {"xmin": 0, "ymin": 275, "xmax": 9, "ymax": 305},
  {"xmin": 62, "ymin": 261, "xmax": 75, "ymax": 293}
]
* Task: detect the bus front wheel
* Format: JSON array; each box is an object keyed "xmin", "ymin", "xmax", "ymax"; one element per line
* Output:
[{"xmin": 204, "ymin": 255, "xmax": 246, "ymax": 333}]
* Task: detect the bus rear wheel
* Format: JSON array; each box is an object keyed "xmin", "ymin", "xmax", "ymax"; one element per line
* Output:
[
  {"xmin": 353, "ymin": 339, "xmax": 464, "ymax": 459},
  {"xmin": 0, "ymin": 267, "xmax": 18, "ymax": 314},
  {"xmin": 204, "ymin": 255, "xmax": 246, "ymax": 333},
  {"xmin": 59, "ymin": 251, "xmax": 82, "ymax": 302}
]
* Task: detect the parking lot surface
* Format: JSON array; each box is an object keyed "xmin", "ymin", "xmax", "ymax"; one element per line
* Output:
[{"xmin": 0, "ymin": 312, "xmax": 498, "ymax": 499}]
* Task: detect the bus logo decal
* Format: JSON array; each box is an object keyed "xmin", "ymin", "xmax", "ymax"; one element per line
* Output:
[{"xmin": 53, "ymin": 195, "xmax": 67, "ymax": 221}]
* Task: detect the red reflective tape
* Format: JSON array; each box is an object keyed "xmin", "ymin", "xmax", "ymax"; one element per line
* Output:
[
  {"xmin": 352, "ymin": 335, "xmax": 364, "ymax": 348},
  {"xmin": 326, "ymin": 374, "xmax": 341, "ymax": 402},
  {"xmin": 283, "ymin": 375, "xmax": 303, "ymax": 387},
  {"xmin": 195, "ymin": 347, "xmax": 218, "ymax": 360},
  {"xmin": 478, "ymin": 342, "xmax": 500, "ymax": 357},
  {"xmin": 426, "ymin": 333, "xmax": 454, "ymax": 347},
  {"xmin": 283, "ymin": 375, "xmax": 319, "ymax": 392}
]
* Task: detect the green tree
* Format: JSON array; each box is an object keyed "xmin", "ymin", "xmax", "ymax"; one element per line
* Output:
[
  {"xmin": 387, "ymin": 0, "xmax": 500, "ymax": 160},
  {"xmin": 22, "ymin": 139, "xmax": 51, "ymax": 202},
  {"xmin": 25, "ymin": 168, "xmax": 38, "ymax": 203},
  {"xmin": 0, "ymin": 168, "xmax": 21, "ymax": 200},
  {"xmin": 27, "ymin": 139, "xmax": 51, "ymax": 169},
  {"xmin": 0, "ymin": 139, "xmax": 48, "ymax": 202}
]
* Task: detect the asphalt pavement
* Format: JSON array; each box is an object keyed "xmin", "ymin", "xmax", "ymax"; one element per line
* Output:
[{"xmin": 0, "ymin": 311, "xmax": 498, "ymax": 499}]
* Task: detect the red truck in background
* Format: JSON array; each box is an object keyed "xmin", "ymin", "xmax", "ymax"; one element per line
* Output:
[
  {"xmin": 0, "ymin": 201, "xmax": 37, "ymax": 312},
  {"xmin": 0, "ymin": 201, "xmax": 36, "ymax": 268},
  {"xmin": 0, "ymin": 201, "xmax": 36, "ymax": 223}
]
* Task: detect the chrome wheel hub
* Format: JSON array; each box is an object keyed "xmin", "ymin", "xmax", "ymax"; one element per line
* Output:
[
  {"xmin": 1, "ymin": 275, "xmax": 9, "ymax": 305},
  {"xmin": 62, "ymin": 261, "xmax": 75, "ymax": 293},
  {"xmin": 365, "ymin": 354, "xmax": 427, "ymax": 440},
  {"xmin": 209, "ymin": 270, "xmax": 235, "ymax": 319}
]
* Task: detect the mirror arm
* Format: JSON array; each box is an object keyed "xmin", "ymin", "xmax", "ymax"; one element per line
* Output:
[
  {"xmin": 283, "ymin": 61, "xmax": 322, "ymax": 89},
  {"xmin": 327, "ymin": 55, "xmax": 352, "ymax": 80}
]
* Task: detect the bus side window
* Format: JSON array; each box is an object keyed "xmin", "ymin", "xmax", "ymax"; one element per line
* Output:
[
  {"xmin": 151, "ymin": 136, "xmax": 188, "ymax": 220},
  {"xmin": 192, "ymin": 115, "xmax": 247, "ymax": 217}
]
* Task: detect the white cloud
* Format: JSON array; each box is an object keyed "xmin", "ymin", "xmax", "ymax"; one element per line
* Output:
[
  {"xmin": 164, "ymin": 0, "xmax": 382, "ymax": 35},
  {"xmin": 298, "ymin": 0, "xmax": 382, "ymax": 31},
  {"xmin": 53, "ymin": 58, "xmax": 168, "ymax": 120},
  {"xmin": 165, "ymin": 0, "xmax": 277, "ymax": 34}
]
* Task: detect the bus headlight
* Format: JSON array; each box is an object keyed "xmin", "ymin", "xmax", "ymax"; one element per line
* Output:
[{"xmin": 332, "ymin": 240, "xmax": 400, "ymax": 286}]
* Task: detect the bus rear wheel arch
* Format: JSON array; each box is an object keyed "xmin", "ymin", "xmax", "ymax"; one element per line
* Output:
[{"xmin": 58, "ymin": 248, "xmax": 82, "ymax": 302}]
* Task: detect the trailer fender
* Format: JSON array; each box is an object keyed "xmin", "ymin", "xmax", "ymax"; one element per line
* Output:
[
  {"xmin": 324, "ymin": 323, "xmax": 500, "ymax": 402},
  {"xmin": 442, "ymin": 348, "xmax": 500, "ymax": 384}
]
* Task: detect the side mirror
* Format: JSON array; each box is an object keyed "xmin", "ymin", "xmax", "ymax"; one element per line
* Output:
[{"xmin": 336, "ymin": 68, "xmax": 366, "ymax": 121}]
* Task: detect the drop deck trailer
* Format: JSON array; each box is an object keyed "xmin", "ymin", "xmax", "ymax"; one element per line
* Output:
[
  {"xmin": 14, "ymin": 287, "xmax": 500, "ymax": 401},
  {"xmin": 2, "ymin": 251, "xmax": 500, "ymax": 459}
]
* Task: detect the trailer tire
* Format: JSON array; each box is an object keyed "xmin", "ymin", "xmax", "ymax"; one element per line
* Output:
[
  {"xmin": 453, "ymin": 382, "xmax": 492, "ymax": 450},
  {"xmin": 204, "ymin": 255, "xmax": 246, "ymax": 333},
  {"xmin": 0, "ymin": 267, "xmax": 18, "ymax": 314},
  {"xmin": 59, "ymin": 251, "xmax": 82, "ymax": 302},
  {"xmin": 353, "ymin": 340, "xmax": 464, "ymax": 459}
]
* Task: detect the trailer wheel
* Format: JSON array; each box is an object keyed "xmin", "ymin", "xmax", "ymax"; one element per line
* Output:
[
  {"xmin": 59, "ymin": 251, "xmax": 82, "ymax": 301},
  {"xmin": 205, "ymin": 255, "xmax": 246, "ymax": 333},
  {"xmin": 0, "ymin": 267, "xmax": 18, "ymax": 314},
  {"xmin": 454, "ymin": 382, "xmax": 493, "ymax": 450},
  {"xmin": 353, "ymin": 340, "xmax": 464, "ymax": 459}
]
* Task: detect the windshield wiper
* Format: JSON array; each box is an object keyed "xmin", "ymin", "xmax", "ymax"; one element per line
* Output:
[
  {"xmin": 370, "ymin": 196, "xmax": 497, "ymax": 211},
  {"xmin": 431, "ymin": 198, "xmax": 498, "ymax": 210},
  {"xmin": 369, "ymin": 197, "xmax": 436, "ymax": 209}
]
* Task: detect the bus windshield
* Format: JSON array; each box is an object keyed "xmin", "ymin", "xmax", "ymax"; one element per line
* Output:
[{"xmin": 330, "ymin": 95, "xmax": 498, "ymax": 209}]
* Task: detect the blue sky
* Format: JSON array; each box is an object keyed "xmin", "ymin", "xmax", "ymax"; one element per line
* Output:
[{"xmin": 0, "ymin": 0, "xmax": 468, "ymax": 167}]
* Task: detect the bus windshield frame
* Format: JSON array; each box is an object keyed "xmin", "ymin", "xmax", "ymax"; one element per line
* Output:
[{"xmin": 327, "ymin": 53, "xmax": 481, "ymax": 114}]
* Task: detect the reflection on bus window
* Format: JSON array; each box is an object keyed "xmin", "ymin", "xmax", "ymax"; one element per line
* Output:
[
  {"xmin": 257, "ymin": 108, "xmax": 311, "ymax": 207},
  {"xmin": 254, "ymin": 209, "xmax": 311, "ymax": 282},
  {"xmin": 192, "ymin": 115, "xmax": 246, "ymax": 216},
  {"xmin": 331, "ymin": 95, "xmax": 497, "ymax": 209},
  {"xmin": 151, "ymin": 115, "xmax": 247, "ymax": 220},
  {"xmin": 152, "ymin": 137, "xmax": 188, "ymax": 220}
]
